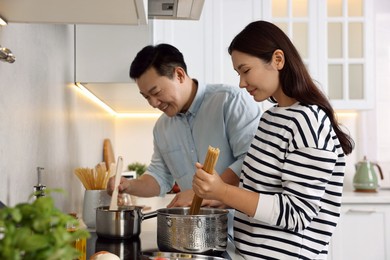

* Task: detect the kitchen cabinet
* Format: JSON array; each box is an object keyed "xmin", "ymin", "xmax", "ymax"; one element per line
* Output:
[
  {"xmin": 0, "ymin": 0, "xmax": 147, "ymax": 25},
  {"xmin": 328, "ymin": 191, "xmax": 390, "ymax": 260},
  {"xmin": 75, "ymin": 24, "xmax": 153, "ymax": 83},
  {"xmin": 262, "ymin": 0, "xmax": 374, "ymax": 110},
  {"xmin": 74, "ymin": 24, "xmax": 157, "ymax": 114}
]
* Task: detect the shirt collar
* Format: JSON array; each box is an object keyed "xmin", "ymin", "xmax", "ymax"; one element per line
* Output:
[{"xmin": 179, "ymin": 79, "xmax": 205, "ymax": 117}]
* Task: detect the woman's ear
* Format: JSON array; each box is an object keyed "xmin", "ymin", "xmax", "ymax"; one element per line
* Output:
[{"xmin": 273, "ymin": 49, "xmax": 285, "ymax": 70}]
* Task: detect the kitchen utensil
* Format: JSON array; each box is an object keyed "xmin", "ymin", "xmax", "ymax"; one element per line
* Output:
[
  {"xmin": 353, "ymin": 156, "xmax": 384, "ymax": 192},
  {"xmin": 83, "ymin": 189, "xmax": 111, "ymax": 228},
  {"xmin": 103, "ymin": 139, "xmax": 115, "ymax": 171},
  {"xmin": 109, "ymin": 156, "xmax": 123, "ymax": 211},
  {"xmin": 157, "ymin": 207, "xmax": 228, "ymax": 254},
  {"xmin": 189, "ymin": 146, "xmax": 220, "ymax": 215},
  {"xmin": 96, "ymin": 206, "xmax": 157, "ymax": 239}
]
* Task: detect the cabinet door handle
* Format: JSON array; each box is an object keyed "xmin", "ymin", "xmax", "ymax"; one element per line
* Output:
[{"xmin": 345, "ymin": 209, "xmax": 376, "ymax": 214}]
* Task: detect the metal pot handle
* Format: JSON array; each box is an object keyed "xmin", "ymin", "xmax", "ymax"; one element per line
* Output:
[{"xmin": 142, "ymin": 210, "xmax": 158, "ymax": 221}]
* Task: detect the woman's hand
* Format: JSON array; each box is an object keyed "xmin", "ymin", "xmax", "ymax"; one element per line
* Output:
[{"xmin": 192, "ymin": 162, "xmax": 227, "ymax": 202}]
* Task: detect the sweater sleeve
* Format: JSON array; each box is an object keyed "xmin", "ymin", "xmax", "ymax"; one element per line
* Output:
[{"xmin": 253, "ymin": 107, "xmax": 339, "ymax": 231}]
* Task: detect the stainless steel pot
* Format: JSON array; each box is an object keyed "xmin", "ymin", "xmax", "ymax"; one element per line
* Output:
[
  {"xmin": 156, "ymin": 207, "xmax": 228, "ymax": 254},
  {"xmin": 96, "ymin": 206, "xmax": 156, "ymax": 239},
  {"xmin": 96, "ymin": 206, "xmax": 229, "ymax": 254}
]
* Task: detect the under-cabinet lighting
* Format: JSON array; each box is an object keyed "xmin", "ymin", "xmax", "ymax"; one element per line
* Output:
[
  {"xmin": 0, "ymin": 16, "xmax": 7, "ymax": 26},
  {"xmin": 74, "ymin": 82, "xmax": 162, "ymax": 118},
  {"xmin": 75, "ymin": 82, "xmax": 117, "ymax": 115}
]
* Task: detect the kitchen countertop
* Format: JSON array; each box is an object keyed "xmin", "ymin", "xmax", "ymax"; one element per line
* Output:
[{"xmin": 342, "ymin": 189, "xmax": 390, "ymax": 204}]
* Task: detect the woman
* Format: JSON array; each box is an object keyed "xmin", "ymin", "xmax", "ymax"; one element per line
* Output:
[{"xmin": 192, "ymin": 21, "xmax": 354, "ymax": 260}]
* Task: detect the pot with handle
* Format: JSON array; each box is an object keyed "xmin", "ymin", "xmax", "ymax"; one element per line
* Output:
[
  {"xmin": 96, "ymin": 206, "xmax": 229, "ymax": 254},
  {"xmin": 156, "ymin": 207, "xmax": 228, "ymax": 254},
  {"xmin": 96, "ymin": 206, "xmax": 157, "ymax": 239}
]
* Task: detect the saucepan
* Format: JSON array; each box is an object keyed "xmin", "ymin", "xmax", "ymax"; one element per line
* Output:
[
  {"xmin": 96, "ymin": 206, "xmax": 156, "ymax": 239},
  {"xmin": 95, "ymin": 206, "xmax": 229, "ymax": 254}
]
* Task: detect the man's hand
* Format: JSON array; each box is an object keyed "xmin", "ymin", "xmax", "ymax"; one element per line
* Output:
[
  {"xmin": 106, "ymin": 176, "xmax": 130, "ymax": 195},
  {"xmin": 167, "ymin": 189, "xmax": 195, "ymax": 207},
  {"xmin": 166, "ymin": 189, "xmax": 227, "ymax": 209}
]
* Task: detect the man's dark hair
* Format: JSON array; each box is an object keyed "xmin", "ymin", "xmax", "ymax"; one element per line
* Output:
[{"xmin": 129, "ymin": 43, "xmax": 188, "ymax": 80}]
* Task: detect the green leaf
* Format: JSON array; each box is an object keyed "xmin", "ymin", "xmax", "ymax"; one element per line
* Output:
[{"xmin": 0, "ymin": 189, "xmax": 90, "ymax": 259}]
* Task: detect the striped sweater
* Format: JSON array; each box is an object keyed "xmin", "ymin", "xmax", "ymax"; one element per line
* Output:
[{"xmin": 234, "ymin": 103, "xmax": 345, "ymax": 260}]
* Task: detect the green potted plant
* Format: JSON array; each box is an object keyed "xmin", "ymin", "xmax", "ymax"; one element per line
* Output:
[
  {"xmin": 0, "ymin": 190, "xmax": 90, "ymax": 260},
  {"xmin": 127, "ymin": 162, "xmax": 147, "ymax": 178}
]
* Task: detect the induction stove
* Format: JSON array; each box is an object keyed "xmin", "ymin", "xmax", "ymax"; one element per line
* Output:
[{"xmin": 87, "ymin": 232, "xmax": 231, "ymax": 260}]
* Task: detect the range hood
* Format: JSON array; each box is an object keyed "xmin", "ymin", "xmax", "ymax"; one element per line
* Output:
[{"xmin": 149, "ymin": 0, "xmax": 205, "ymax": 20}]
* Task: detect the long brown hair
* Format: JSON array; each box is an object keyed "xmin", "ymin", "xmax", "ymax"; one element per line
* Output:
[{"xmin": 228, "ymin": 21, "xmax": 354, "ymax": 155}]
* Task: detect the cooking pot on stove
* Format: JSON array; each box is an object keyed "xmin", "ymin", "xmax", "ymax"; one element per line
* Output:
[
  {"xmin": 156, "ymin": 207, "xmax": 228, "ymax": 254},
  {"xmin": 353, "ymin": 156, "xmax": 384, "ymax": 192},
  {"xmin": 96, "ymin": 206, "xmax": 156, "ymax": 239},
  {"xmin": 96, "ymin": 206, "xmax": 228, "ymax": 254}
]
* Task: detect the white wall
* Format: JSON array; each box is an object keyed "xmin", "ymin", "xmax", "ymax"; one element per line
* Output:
[{"xmin": 0, "ymin": 24, "xmax": 115, "ymax": 213}]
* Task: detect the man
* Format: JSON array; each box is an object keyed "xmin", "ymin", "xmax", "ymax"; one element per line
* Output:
[{"xmin": 107, "ymin": 43, "xmax": 261, "ymax": 208}]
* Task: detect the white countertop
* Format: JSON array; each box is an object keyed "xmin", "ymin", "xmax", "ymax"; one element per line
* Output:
[{"xmin": 342, "ymin": 189, "xmax": 390, "ymax": 204}]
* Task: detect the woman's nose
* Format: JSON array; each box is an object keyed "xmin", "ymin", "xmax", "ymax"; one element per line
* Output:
[{"xmin": 239, "ymin": 77, "xmax": 247, "ymax": 89}]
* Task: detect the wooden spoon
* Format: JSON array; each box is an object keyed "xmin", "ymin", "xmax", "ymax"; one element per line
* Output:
[{"xmin": 109, "ymin": 156, "xmax": 123, "ymax": 211}]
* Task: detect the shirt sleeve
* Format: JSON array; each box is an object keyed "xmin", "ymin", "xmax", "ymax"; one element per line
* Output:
[
  {"xmin": 146, "ymin": 125, "xmax": 176, "ymax": 196},
  {"xmin": 254, "ymin": 147, "xmax": 338, "ymax": 230},
  {"xmin": 224, "ymin": 90, "xmax": 262, "ymax": 175}
]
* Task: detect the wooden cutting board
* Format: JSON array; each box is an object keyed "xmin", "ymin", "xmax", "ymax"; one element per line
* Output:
[{"xmin": 103, "ymin": 138, "xmax": 115, "ymax": 171}]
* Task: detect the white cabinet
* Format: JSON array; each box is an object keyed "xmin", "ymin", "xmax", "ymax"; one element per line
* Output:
[
  {"xmin": 0, "ymin": 0, "xmax": 147, "ymax": 25},
  {"xmin": 262, "ymin": 0, "xmax": 374, "ymax": 110},
  {"xmin": 328, "ymin": 191, "xmax": 390, "ymax": 260},
  {"xmin": 75, "ymin": 24, "xmax": 153, "ymax": 83}
]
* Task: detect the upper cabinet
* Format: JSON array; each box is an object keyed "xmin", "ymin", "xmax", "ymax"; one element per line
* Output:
[
  {"xmin": 0, "ymin": 0, "xmax": 148, "ymax": 25},
  {"xmin": 74, "ymin": 24, "xmax": 155, "ymax": 114},
  {"xmin": 75, "ymin": 24, "xmax": 153, "ymax": 83},
  {"xmin": 262, "ymin": 0, "xmax": 374, "ymax": 110}
]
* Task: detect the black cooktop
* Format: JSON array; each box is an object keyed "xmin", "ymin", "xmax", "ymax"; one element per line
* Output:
[{"xmin": 87, "ymin": 232, "xmax": 231, "ymax": 260}]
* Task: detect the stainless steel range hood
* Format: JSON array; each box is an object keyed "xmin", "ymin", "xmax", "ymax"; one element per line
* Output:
[{"xmin": 149, "ymin": 0, "xmax": 205, "ymax": 20}]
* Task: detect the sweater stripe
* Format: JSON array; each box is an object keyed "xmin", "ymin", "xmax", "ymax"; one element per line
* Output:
[{"xmin": 234, "ymin": 103, "xmax": 345, "ymax": 260}]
